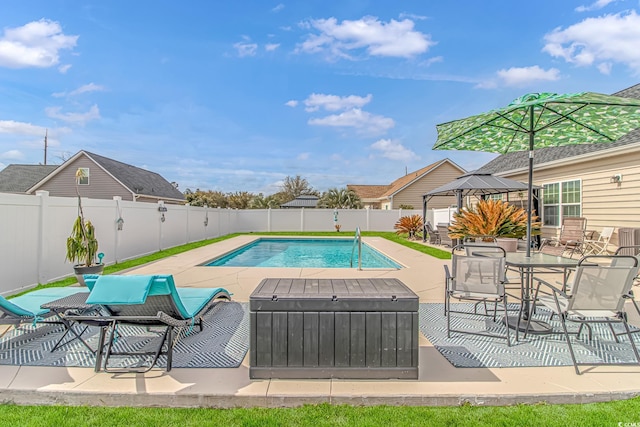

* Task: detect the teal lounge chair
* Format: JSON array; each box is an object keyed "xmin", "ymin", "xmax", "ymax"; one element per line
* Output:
[
  {"xmin": 71, "ymin": 274, "xmax": 231, "ymax": 373},
  {"xmin": 0, "ymin": 287, "xmax": 87, "ymax": 327}
]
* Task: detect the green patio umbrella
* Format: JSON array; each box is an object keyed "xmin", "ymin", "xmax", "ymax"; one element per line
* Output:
[{"xmin": 433, "ymin": 91, "xmax": 640, "ymax": 256}]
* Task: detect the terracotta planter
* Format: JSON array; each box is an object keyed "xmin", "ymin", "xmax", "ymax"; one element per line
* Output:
[
  {"xmin": 496, "ymin": 238, "xmax": 518, "ymax": 253},
  {"xmin": 73, "ymin": 264, "xmax": 104, "ymax": 287}
]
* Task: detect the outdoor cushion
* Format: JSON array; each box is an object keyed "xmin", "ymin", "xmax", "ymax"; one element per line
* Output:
[
  {"xmin": 174, "ymin": 287, "xmax": 227, "ymax": 318},
  {"xmin": 1, "ymin": 287, "xmax": 86, "ymax": 318},
  {"xmin": 86, "ymin": 275, "xmax": 155, "ymax": 305}
]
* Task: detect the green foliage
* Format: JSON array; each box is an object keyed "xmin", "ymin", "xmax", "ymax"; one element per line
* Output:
[
  {"xmin": 251, "ymin": 193, "xmax": 284, "ymax": 209},
  {"xmin": 448, "ymin": 199, "xmax": 541, "ymax": 240},
  {"xmin": 1, "ymin": 398, "xmax": 639, "ymax": 426},
  {"xmin": 66, "ymin": 168, "xmax": 99, "ymax": 267},
  {"xmin": 185, "ymin": 190, "xmax": 229, "ymax": 208},
  {"xmin": 399, "ymin": 204, "xmax": 414, "ymax": 209},
  {"xmin": 394, "ymin": 214, "xmax": 423, "ymax": 239},
  {"xmin": 66, "ymin": 216, "xmax": 99, "ymax": 266},
  {"xmin": 319, "ymin": 187, "xmax": 363, "ymax": 209}
]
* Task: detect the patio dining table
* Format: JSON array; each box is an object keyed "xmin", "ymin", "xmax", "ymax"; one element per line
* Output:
[{"xmin": 504, "ymin": 252, "xmax": 579, "ymax": 338}]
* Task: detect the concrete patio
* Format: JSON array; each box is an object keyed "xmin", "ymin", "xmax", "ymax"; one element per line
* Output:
[{"xmin": 1, "ymin": 235, "xmax": 639, "ymax": 408}]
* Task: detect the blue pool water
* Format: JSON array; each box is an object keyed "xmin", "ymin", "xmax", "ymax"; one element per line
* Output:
[{"xmin": 204, "ymin": 238, "xmax": 402, "ymax": 269}]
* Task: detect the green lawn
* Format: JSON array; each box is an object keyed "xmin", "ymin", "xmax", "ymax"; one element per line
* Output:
[{"xmin": 1, "ymin": 399, "xmax": 639, "ymax": 426}]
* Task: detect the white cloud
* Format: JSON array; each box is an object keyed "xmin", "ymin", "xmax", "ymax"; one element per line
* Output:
[
  {"xmin": 52, "ymin": 82, "xmax": 106, "ymax": 98},
  {"xmin": 496, "ymin": 66, "xmax": 561, "ymax": 87},
  {"xmin": 304, "ymin": 93, "xmax": 372, "ymax": 112},
  {"xmin": 234, "ymin": 37, "xmax": 258, "ymax": 57},
  {"xmin": 543, "ymin": 11, "xmax": 640, "ymax": 74},
  {"xmin": 297, "ymin": 16, "xmax": 435, "ymax": 59},
  {"xmin": 0, "ymin": 149, "xmax": 25, "ymax": 160},
  {"xmin": 370, "ymin": 139, "xmax": 417, "ymax": 162},
  {"xmin": 0, "ymin": 120, "xmax": 47, "ymax": 136},
  {"xmin": 58, "ymin": 64, "xmax": 72, "ymax": 73},
  {"xmin": 598, "ymin": 62, "xmax": 612, "ymax": 74},
  {"xmin": 575, "ymin": 0, "xmax": 616, "ymax": 12},
  {"xmin": 308, "ymin": 108, "xmax": 395, "ymax": 135},
  {"xmin": 0, "ymin": 19, "xmax": 78, "ymax": 68},
  {"xmin": 272, "ymin": 3, "xmax": 284, "ymax": 12},
  {"xmin": 285, "ymin": 100, "xmax": 298, "ymax": 107},
  {"xmin": 297, "ymin": 152, "xmax": 310, "ymax": 160},
  {"xmin": 265, "ymin": 43, "xmax": 280, "ymax": 52},
  {"xmin": 45, "ymin": 104, "xmax": 101, "ymax": 124}
]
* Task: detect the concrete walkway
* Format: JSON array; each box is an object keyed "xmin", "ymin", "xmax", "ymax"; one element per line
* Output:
[{"xmin": 1, "ymin": 235, "xmax": 639, "ymax": 407}]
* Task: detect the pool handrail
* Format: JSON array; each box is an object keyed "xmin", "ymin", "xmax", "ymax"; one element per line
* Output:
[{"xmin": 351, "ymin": 227, "xmax": 362, "ymax": 270}]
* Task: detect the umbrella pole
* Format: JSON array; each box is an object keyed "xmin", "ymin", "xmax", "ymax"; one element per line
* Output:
[{"xmin": 526, "ymin": 105, "xmax": 534, "ymax": 257}]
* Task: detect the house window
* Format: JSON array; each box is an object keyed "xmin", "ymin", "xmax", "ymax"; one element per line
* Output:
[
  {"xmin": 487, "ymin": 194, "xmax": 503, "ymax": 201},
  {"xmin": 542, "ymin": 180, "xmax": 581, "ymax": 227},
  {"xmin": 77, "ymin": 168, "xmax": 90, "ymax": 185}
]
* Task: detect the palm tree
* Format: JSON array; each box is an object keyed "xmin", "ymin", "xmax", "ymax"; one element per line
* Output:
[{"xmin": 319, "ymin": 187, "xmax": 363, "ymax": 209}]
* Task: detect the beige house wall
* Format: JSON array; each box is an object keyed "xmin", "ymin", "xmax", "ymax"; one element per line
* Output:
[
  {"xmin": 501, "ymin": 145, "xmax": 640, "ymax": 245},
  {"xmin": 32, "ymin": 155, "xmax": 134, "ymax": 201},
  {"xmin": 390, "ymin": 162, "xmax": 464, "ymax": 210}
]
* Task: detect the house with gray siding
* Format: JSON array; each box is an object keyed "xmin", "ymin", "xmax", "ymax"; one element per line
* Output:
[{"xmin": 25, "ymin": 150, "xmax": 184, "ymax": 204}]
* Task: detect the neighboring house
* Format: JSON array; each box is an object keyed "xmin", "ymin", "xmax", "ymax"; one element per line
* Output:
[
  {"xmin": 24, "ymin": 150, "xmax": 185, "ymax": 204},
  {"xmin": 348, "ymin": 159, "xmax": 466, "ymax": 210},
  {"xmin": 280, "ymin": 195, "xmax": 320, "ymax": 208},
  {"xmin": 476, "ymin": 83, "xmax": 640, "ymax": 245},
  {"xmin": 0, "ymin": 164, "xmax": 58, "ymax": 193}
]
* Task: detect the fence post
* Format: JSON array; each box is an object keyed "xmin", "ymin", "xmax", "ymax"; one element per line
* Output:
[
  {"xmin": 300, "ymin": 208, "xmax": 305, "ymax": 232},
  {"xmin": 113, "ymin": 196, "xmax": 122, "ymax": 263},
  {"xmin": 158, "ymin": 200, "xmax": 166, "ymax": 250},
  {"xmin": 35, "ymin": 191, "xmax": 49, "ymax": 284},
  {"xmin": 267, "ymin": 208, "xmax": 271, "ymax": 232},
  {"xmin": 366, "ymin": 207, "xmax": 370, "ymax": 231}
]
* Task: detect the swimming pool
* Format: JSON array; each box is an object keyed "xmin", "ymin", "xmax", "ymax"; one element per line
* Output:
[{"xmin": 204, "ymin": 238, "xmax": 402, "ymax": 269}]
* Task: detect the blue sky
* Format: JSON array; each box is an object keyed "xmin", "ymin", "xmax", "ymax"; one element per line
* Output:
[{"xmin": 1, "ymin": 1, "xmax": 639, "ymax": 194}]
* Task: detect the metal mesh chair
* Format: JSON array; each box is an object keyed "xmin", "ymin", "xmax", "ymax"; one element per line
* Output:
[
  {"xmin": 445, "ymin": 244, "xmax": 511, "ymax": 346},
  {"xmin": 531, "ymin": 255, "xmax": 640, "ymax": 374}
]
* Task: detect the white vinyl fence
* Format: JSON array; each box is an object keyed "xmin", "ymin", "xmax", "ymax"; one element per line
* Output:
[{"xmin": 0, "ymin": 191, "xmax": 422, "ymax": 295}]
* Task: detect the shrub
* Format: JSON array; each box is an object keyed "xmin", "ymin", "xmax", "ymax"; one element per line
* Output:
[
  {"xmin": 394, "ymin": 215, "xmax": 424, "ymax": 240},
  {"xmin": 448, "ymin": 199, "xmax": 540, "ymax": 240}
]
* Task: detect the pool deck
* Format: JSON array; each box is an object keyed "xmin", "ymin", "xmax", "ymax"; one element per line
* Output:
[{"xmin": 2, "ymin": 235, "xmax": 639, "ymax": 408}]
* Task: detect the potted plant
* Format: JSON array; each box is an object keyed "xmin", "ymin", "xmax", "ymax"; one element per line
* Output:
[
  {"xmin": 66, "ymin": 168, "xmax": 104, "ymax": 284},
  {"xmin": 447, "ymin": 199, "xmax": 541, "ymax": 252}
]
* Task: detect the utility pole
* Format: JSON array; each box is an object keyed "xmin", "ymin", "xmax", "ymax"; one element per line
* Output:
[{"xmin": 43, "ymin": 129, "xmax": 48, "ymax": 165}]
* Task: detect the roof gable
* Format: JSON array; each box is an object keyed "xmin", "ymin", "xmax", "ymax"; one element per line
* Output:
[
  {"xmin": 28, "ymin": 151, "xmax": 184, "ymax": 201},
  {"xmin": 0, "ymin": 165, "xmax": 58, "ymax": 193},
  {"xmin": 381, "ymin": 159, "xmax": 465, "ymax": 197},
  {"xmin": 84, "ymin": 151, "xmax": 184, "ymax": 200}
]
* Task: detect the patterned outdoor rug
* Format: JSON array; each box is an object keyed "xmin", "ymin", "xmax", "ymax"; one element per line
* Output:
[
  {"xmin": 419, "ymin": 303, "xmax": 640, "ymax": 368},
  {"xmin": 0, "ymin": 301, "xmax": 249, "ymax": 369}
]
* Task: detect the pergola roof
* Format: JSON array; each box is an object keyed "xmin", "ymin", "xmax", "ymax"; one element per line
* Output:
[{"xmin": 424, "ymin": 172, "xmax": 534, "ymax": 198}]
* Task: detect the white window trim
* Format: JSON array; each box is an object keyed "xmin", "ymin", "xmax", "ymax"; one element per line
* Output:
[
  {"xmin": 542, "ymin": 178, "xmax": 582, "ymax": 228},
  {"xmin": 77, "ymin": 167, "xmax": 90, "ymax": 186}
]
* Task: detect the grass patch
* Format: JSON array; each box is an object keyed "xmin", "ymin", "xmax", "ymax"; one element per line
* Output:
[
  {"xmin": 11, "ymin": 231, "xmax": 448, "ymax": 298},
  {"xmin": 0, "ymin": 398, "xmax": 638, "ymax": 426}
]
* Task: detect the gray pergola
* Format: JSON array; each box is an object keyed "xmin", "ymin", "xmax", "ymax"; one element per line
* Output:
[{"xmin": 422, "ymin": 172, "xmax": 539, "ymax": 242}]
